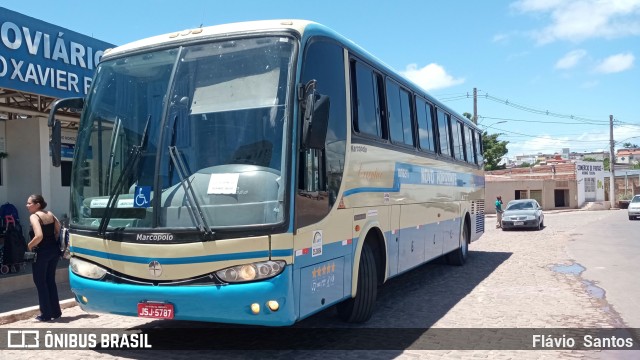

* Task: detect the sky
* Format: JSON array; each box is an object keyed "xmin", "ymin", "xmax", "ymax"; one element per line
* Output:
[{"xmin": 4, "ymin": 0, "xmax": 640, "ymax": 158}]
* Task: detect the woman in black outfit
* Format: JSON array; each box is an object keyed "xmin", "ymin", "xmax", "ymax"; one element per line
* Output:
[{"xmin": 26, "ymin": 194, "xmax": 62, "ymax": 322}]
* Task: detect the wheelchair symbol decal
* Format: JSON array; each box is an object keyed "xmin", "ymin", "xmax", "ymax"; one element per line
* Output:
[{"xmin": 134, "ymin": 186, "xmax": 151, "ymax": 208}]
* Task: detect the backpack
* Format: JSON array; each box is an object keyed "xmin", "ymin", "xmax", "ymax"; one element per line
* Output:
[
  {"xmin": 0, "ymin": 202, "xmax": 20, "ymax": 230},
  {"xmin": 3, "ymin": 224, "xmax": 27, "ymax": 264}
]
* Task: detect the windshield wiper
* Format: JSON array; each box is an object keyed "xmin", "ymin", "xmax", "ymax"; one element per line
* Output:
[
  {"xmin": 98, "ymin": 115, "xmax": 151, "ymax": 236},
  {"xmin": 168, "ymin": 144, "xmax": 214, "ymax": 238},
  {"xmin": 105, "ymin": 117, "xmax": 122, "ymax": 193}
]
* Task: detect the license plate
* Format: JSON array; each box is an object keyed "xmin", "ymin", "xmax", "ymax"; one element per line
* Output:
[
  {"xmin": 514, "ymin": 221, "xmax": 524, "ymax": 226},
  {"xmin": 137, "ymin": 302, "xmax": 174, "ymax": 319}
]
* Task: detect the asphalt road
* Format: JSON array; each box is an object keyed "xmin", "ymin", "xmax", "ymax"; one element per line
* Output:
[{"xmin": 566, "ymin": 209, "xmax": 640, "ymax": 328}]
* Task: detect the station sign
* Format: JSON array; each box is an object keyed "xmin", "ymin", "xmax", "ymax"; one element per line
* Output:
[{"xmin": 0, "ymin": 7, "xmax": 115, "ymax": 98}]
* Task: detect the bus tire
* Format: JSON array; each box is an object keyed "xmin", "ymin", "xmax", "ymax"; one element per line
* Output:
[
  {"xmin": 446, "ymin": 221, "xmax": 469, "ymax": 266},
  {"xmin": 337, "ymin": 241, "xmax": 377, "ymax": 323}
]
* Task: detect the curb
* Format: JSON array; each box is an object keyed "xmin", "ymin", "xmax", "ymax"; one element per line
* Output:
[{"xmin": 0, "ymin": 298, "xmax": 77, "ymax": 325}]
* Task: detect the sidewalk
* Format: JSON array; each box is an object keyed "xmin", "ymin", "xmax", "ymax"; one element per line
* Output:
[
  {"xmin": 485, "ymin": 207, "xmax": 618, "ymax": 217},
  {"xmin": 0, "ymin": 259, "xmax": 77, "ymax": 324}
]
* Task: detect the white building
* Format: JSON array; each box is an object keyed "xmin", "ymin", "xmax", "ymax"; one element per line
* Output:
[{"xmin": 0, "ymin": 7, "xmax": 113, "ymax": 226}]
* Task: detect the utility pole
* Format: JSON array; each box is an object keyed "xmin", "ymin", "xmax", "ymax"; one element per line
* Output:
[
  {"xmin": 473, "ymin": 88, "xmax": 478, "ymax": 124},
  {"xmin": 609, "ymin": 114, "xmax": 616, "ymax": 208}
]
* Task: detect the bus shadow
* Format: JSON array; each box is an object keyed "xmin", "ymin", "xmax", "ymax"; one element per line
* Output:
[
  {"xmin": 299, "ymin": 249, "xmax": 511, "ymax": 328},
  {"xmin": 105, "ymin": 250, "xmax": 511, "ymax": 356}
]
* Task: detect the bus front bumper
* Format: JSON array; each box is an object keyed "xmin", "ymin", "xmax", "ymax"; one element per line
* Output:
[{"xmin": 69, "ymin": 266, "xmax": 297, "ymax": 326}]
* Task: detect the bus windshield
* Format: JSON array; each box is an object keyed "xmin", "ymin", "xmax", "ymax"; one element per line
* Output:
[{"xmin": 70, "ymin": 36, "xmax": 295, "ymax": 232}]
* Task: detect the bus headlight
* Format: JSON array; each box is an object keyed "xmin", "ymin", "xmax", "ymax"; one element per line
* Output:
[
  {"xmin": 70, "ymin": 257, "xmax": 108, "ymax": 280},
  {"xmin": 216, "ymin": 260, "xmax": 285, "ymax": 283}
]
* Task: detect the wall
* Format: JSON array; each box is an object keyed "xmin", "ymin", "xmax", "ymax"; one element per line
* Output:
[
  {"xmin": 4, "ymin": 117, "xmax": 70, "ymax": 229},
  {"xmin": 575, "ymin": 160, "xmax": 605, "ymax": 207},
  {"xmin": 0, "ymin": 121, "xmax": 6, "ymax": 202},
  {"xmin": 6, "ymin": 117, "xmax": 41, "ymax": 227},
  {"xmin": 485, "ymin": 178, "xmax": 578, "ymax": 213},
  {"xmin": 615, "ymin": 172, "xmax": 640, "ymax": 199},
  {"xmin": 485, "ymin": 179, "xmax": 543, "ymax": 213}
]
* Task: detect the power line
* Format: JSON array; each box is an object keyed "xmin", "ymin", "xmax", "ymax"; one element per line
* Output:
[
  {"xmin": 439, "ymin": 90, "xmax": 620, "ymax": 126},
  {"xmin": 430, "ymin": 92, "xmax": 469, "ymax": 98},
  {"xmin": 483, "ymin": 126, "xmax": 612, "ymax": 144},
  {"xmin": 478, "ymin": 115, "xmax": 608, "ymax": 126},
  {"xmin": 437, "ymin": 95, "xmax": 470, "ymax": 102},
  {"xmin": 474, "ymin": 90, "xmax": 611, "ymax": 125},
  {"xmin": 450, "ymin": 90, "xmax": 608, "ymax": 126},
  {"xmin": 614, "ymin": 120, "xmax": 640, "ymax": 127}
]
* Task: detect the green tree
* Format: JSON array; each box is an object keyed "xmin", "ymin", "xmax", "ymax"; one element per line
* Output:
[
  {"xmin": 482, "ymin": 131, "xmax": 509, "ymax": 171},
  {"xmin": 583, "ymin": 156, "xmax": 610, "ymax": 171}
]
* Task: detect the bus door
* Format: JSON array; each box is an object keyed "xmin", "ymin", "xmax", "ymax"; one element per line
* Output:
[
  {"xmin": 424, "ymin": 206, "xmax": 444, "ymax": 263},
  {"xmin": 398, "ymin": 204, "xmax": 426, "ymax": 273},
  {"xmin": 388, "ymin": 205, "xmax": 400, "ymax": 276}
]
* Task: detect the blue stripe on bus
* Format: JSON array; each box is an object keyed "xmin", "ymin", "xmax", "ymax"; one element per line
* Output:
[
  {"xmin": 271, "ymin": 249, "xmax": 294, "ymax": 257},
  {"xmin": 70, "ymin": 247, "xmax": 281, "ymax": 264},
  {"xmin": 343, "ymin": 186, "xmax": 399, "ymax": 196},
  {"xmin": 344, "ymin": 162, "xmax": 482, "ymax": 197}
]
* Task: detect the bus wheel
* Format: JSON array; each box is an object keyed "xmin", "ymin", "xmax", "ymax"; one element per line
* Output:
[
  {"xmin": 446, "ymin": 222, "xmax": 469, "ymax": 266},
  {"xmin": 337, "ymin": 241, "xmax": 377, "ymax": 323}
]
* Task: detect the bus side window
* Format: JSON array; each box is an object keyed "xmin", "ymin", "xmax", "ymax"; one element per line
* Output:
[
  {"xmin": 436, "ymin": 109, "xmax": 452, "ymax": 157},
  {"xmin": 475, "ymin": 131, "xmax": 484, "ymax": 166},
  {"xmin": 451, "ymin": 118, "xmax": 464, "ymax": 160},
  {"xmin": 464, "ymin": 125, "xmax": 476, "ymax": 164},
  {"xmin": 415, "ymin": 97, "xmax": 435, "ymax": 152},
  {"xmin": 386, "ymin": 80, "xmax": 413, "ymax": 147},
  {"xmin": 351, "ymin": 61, "xmax": 385, "ymax": 139}
]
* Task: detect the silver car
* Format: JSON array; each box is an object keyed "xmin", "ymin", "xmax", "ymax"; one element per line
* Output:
[
  {"xmin": 501, "ymin": 199, "xmax": 544, "ymax": 230},
  {"xmin": 628, "ymin": 195, "xmax": 640, "ymax": 220}
]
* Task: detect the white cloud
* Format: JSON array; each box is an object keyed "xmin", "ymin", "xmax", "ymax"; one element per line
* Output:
[
  {"xmin": 511, "ymin": 0, "xmax": 640, "ymax": 44},
  {"xmin": 506, "ymin": 125, "xmax": 640, "ymax": 155},
  {"xmin": 593, "ymin": 52, "xmax": 635, "ymax": 73},
  {"xmin": 399, "ymin": 63, "xmax": 465, "ymax": 91},
  {"xmin": 555, "ymin": 49, "xmax": 587, "ymax": 69},
  {"xmin": 492, "ymin": 33, "xmax": 509, "ymax": 43},
  {"xmin": 508, "ymin": 134, "xmax": 572, "ymax": 155},
  {"xmin": 512, "ymin": 0, "xmax": 565, "ymax": 12},
  {"xmin": 615, "ymin": 125, "xmax": 640, "ymax": 147}
]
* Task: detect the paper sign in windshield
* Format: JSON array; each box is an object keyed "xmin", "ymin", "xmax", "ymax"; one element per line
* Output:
[{"xmin": 207, "ymin": 173, "xmax": 240, "ymax": 194}]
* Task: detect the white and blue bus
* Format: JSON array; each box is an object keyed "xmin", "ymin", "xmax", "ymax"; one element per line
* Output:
[{"xmin": 49, "ymin": 20, "xmax": 485, "ymax": 326}]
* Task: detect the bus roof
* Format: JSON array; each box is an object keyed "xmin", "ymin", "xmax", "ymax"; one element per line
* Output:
[
  {"xmin": 102, "ymin": 19, "xmax": 314, "ymax": 59},
  {"xmin": 102, "ymin": 19, "xmax": 478, "ymax": 130}
]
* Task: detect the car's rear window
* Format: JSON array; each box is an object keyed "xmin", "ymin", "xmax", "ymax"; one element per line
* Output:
[{"xmin": 506, "ymin": 202, "xmax": 535, "ymax": 210}]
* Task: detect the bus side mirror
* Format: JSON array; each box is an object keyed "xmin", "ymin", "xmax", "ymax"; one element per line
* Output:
[
  {"xmin": 48, "ymin": 97, "xmax": 84, "ymax": 167},
  {"xmin": 50, "ymin": 121, "xmax": 62, "ymax": 167},
  {"xmin": 301, "ymin": 80, "xmax": 330, "ymax": 150}
]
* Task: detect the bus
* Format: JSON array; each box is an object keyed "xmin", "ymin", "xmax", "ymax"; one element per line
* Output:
[{"xmin": 48, "ymin": 20, "xmax": 485, "ymax": 326}]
